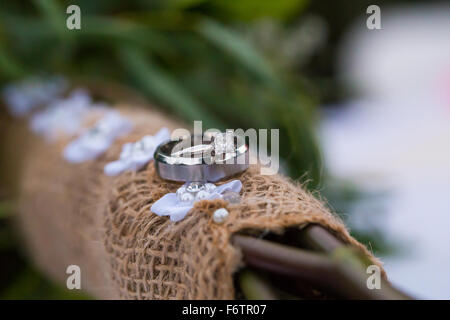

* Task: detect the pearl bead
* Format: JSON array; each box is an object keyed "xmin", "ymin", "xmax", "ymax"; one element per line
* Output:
[{"xmin": 213, "ymin": 208, "xmax": 229, "ymax": 224}]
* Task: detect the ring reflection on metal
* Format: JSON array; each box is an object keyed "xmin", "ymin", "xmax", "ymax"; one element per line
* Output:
[{"xmin": 154, "ymin": 132, "xmax": 249, "ymax": 182}]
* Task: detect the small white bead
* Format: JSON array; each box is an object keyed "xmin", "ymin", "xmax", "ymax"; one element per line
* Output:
[
  {"xmin": 195, "ymin": 190, "xmax": 210, "ymax": 201},
  {"xmin": 180, "ymin": 192, "xmax": 194, "ymax": 203},
  {"xmin": 213, "ymin": 208, "xmax": 229, "ymax": 224},
  {"xmin": 176, "ymin": 186, "xmax": 186, "ymax": 196}
]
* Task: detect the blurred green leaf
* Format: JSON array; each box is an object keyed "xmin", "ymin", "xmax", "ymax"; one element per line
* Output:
[
  {"xmin": 0, "ymin": 43, "xmax": 26, "ymax": 80},
  {"xmin": 118, "ymin": 45, "xmax": 225, "ymax": 129},
  {"xmin": 197, "ymin": 19, "xmax": 278, "ymax": 86},
  {"xmin": 32, "ymin": 0, "xmax": 70, "ymax": 41},
  {"xmin": 167, "ymin": 0, "xmax": 209, "ymax": 10},
  {"xmin": 80, "ymin": 17, "xmax": 174, "ymax": 54},
  {"xmin": 239, "ymin": 270, "xmax": 277, "ymax": 299},
  {"xmin": 351, "ymin": 230, "xmax": 400, "ymax": 257},
  {"xmin": 1, "ymin": 267, "xmax": 90, "ymax": 300},
  {"xmin": 0, "ymin": 227, "xmax": 14, "ymax": 250},
  {"xmin": 0, "ymin": 201, "xmax": 13, "ymax": 219},
  {"xmin": 269, "ymin": 94, "xmax": 321, "ymax": 183},
  {"xmin": 211, "ymin": 0, "xmax": 309, "ymax": 21}
]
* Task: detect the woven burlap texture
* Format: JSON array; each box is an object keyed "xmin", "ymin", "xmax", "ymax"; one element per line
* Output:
[{"xmin": 6, "ymin": 105, "xmax": 384, "ymax": 300}]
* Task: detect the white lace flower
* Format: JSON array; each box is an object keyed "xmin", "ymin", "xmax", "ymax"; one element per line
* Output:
[
  {"xmin": 30, "ymin": 89, "xmax": 107, "ymax": 141},
  {"xmin": 63, "ymin": 111, "xmax": 132, "ymax": 163},
  {"xmin": 151, "ymin": 180, "xmax": 242, "ymax": 222},
  {"xmin": 2, "ymin": 76, "xmax": 68, "ymax": 117},
  {"xmin": 104, "ymin": 127, "xmax": 171, "ymax": 176}
]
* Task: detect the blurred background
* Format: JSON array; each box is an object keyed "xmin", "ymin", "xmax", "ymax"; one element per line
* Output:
[{"xmin": 0, "ymin": 0, "xmax": 449, "ymax": 299}]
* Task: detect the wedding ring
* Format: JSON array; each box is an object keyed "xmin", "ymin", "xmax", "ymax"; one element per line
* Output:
[{"xmin": 154, "ymin": 132, "xmax": 249, "ymax": 182}]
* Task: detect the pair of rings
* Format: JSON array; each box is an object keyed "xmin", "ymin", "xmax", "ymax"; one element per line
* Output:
[{"xmin": 154, "ymin": 132, "xmax": 249, "ymax": 183}]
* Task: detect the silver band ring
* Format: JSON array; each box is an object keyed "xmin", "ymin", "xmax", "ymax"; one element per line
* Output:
[{"xmin": 154, "ymin": 133, "xmax": 249, "ymax": 182}]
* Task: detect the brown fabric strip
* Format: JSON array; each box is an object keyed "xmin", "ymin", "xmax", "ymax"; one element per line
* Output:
[{"xmin": 1, "ymin": 104, "xmax": 385, "ymax": 299}]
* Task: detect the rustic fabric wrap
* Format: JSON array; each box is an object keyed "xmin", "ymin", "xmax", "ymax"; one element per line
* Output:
[{"xmin": 1, "ymin": 102, "xmax": 384, "ymax": 299}]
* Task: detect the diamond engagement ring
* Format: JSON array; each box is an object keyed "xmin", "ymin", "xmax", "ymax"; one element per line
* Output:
[{"xmin": 154, "ymin": 132, "xmax": 249, "ymax": 183}]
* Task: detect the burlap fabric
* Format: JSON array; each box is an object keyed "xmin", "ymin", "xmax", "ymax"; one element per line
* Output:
[{"xmin": 1, "ymin": 102, "xmax": 384, "ymax": 299}]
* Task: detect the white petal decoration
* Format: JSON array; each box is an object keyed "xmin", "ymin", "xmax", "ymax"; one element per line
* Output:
[
  {"xmin": 63, "ymin": 111, "xmax": 132, "ymax": 163},
  {"xmin": 151, "ymin": 180, "xmax": 242, "ymax": 222},
  {"xmin": 30, "ymin": 89, "xmax": 106, "ymax": 141},
  {"xmin": 104, "ymin": 127, "xmax": 171, "ymax": 176},
  {"xmin": 2, "ymin": 76, "xmax": 68, "ymax": 117}
]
